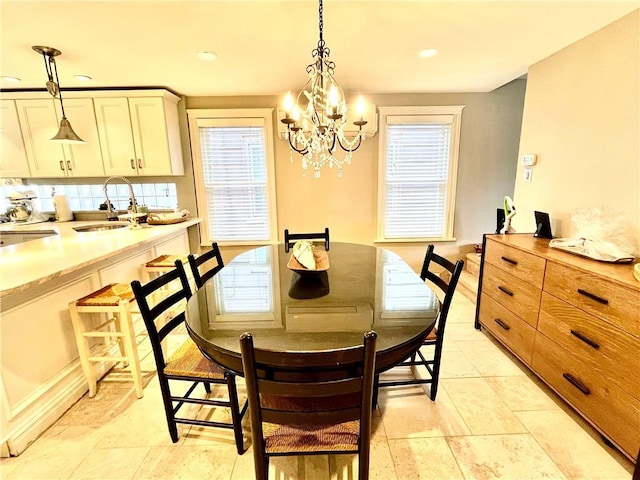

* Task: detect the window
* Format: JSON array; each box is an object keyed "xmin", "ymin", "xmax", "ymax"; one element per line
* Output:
[
  {"xmin": 377, "ymin": 106, "xmax": 464, "ymax": 242},
  {"xmin": 188, "ymin": 109, "xmax": 277, "ymax": 245}
]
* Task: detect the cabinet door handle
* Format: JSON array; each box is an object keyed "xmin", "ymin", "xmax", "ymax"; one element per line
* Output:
[
  {"xmin": 570, "ymin": 330, "xmax": 600, "ymax": 349},
  {"xmin": 498, "ymin": 286, "xmax": 514, "ymax": 297},
  {"xmin": 66, "ymin": 161, "xmax": 72, "ymax": 171},
  {"xmin": 137, "ymin": 158, "xmax": 143, "ymax": 169},
  {"xmin": 501, "ymin": 256, "xmax": 518, "ymax": 265},
  {"xmin": 562, "ymin": 373, "xmax": 591, "ymax": 395},
  {"xmin": 494, "ymin": 318, "xmax": 510, "ymax": 330},
  {"xmin": 59, "ymin": 160, "xmax": 65, "ymax": 171},
  {"xmin": 577, "ymin": 289, "xmax": 609, "ymax": 305},
  {"xmin": 130, "ymin": 159, "xmax": 136, "ymax": 169}
]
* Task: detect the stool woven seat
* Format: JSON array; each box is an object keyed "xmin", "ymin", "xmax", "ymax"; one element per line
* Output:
[
  {"xmin": 75, "ymin": 283, "xmax": 135, "ymax": 307},
  {"xmin": 69, "ymin": 283, "xmax": 143, "ymax": 398},
  {"xmin": 144, "ymin": 254, "xmax": 189, "ymax": 269}
]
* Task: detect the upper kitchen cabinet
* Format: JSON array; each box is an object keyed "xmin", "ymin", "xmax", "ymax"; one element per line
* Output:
[
  {"xmin": 0, "ymin": 100, "xmax": 30, "ymax": 178},
  {"xmin": 14, "ymin": 98, "xmax": 105, "ymax": 177},
  {"xmin": 94, "ymin": 92, "xmax": 184, "ymax": 176}
]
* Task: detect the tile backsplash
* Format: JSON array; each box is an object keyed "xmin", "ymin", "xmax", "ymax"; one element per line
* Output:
[{"xmin": 0, "ymin": 182, "xmax": 178, "ymax": 213}]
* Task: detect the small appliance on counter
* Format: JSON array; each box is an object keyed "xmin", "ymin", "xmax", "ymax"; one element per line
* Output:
[{"xmin": 5, "ymin": 191, "xmax": 48, "ymax": 225}]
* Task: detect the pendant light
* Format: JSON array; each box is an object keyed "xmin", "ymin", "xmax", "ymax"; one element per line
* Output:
[{"xmin": 32, "ymin": 45, "xmax": 85, "ymax": 144}]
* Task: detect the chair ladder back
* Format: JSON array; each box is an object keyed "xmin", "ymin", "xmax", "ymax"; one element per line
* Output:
[
  {"xmin": 188, "ymin": 242, "xmax": 224, "ymax": 289},
  {"xmin": 131, "ymin": 260, "xmax": 192, "ymax": 363},
  {"xmin": 240, "ymin": 330, "xmax": 376, "ymax": 476},
  {"xmin": 284, "ymin": 227, "xmax": 330, "ymax": 252}
]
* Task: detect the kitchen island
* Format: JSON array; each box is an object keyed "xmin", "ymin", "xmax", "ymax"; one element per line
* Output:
[{"xmin": 0, "ymin": 218, "xmax": 200, "ymax": 456}]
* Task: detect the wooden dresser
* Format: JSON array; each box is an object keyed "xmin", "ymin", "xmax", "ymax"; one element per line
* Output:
[{"xmin": 475, "ymin": 234, "xmax": 640, "ymax": 462}]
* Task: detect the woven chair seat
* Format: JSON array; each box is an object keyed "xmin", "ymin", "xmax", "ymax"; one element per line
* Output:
[
  {"xmin": 426, "ymin": 328, "xmax": 437, "ymax": 341},
  {"xmin": 263, "ymin": 420, "xmax": 359, "ymax": 453},
  {"xmin": 75, "ymin": 283, "xmax": 135, "ymax": 307},
  {"xmin": 164, "ymin": 339, "xmax": 226, "ymax": 380}
]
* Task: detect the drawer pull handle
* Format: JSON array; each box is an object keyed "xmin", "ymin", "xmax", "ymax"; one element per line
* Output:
[
  {"xmin": 137, "ymin": 158, "xmax": 143, "ymax": 169},
  {"xmin": 501, "ymin": 256, "xmax": 518, "ymax": 266},
  {"xmin": 494, "ymin": 318, "xmax": 510, "ymax": 330},
  {"xmin": 498, "ymin": 286, "xmax": 514, "ymax": 297},
  {"xmin": 570, "ymin": 329, "xmax": 600, "ymax": 349},
  {"xmin": 130, "ymin": 158, "xmax": 136, "ymax": 169},
  {"xmin": 577, "ymin": 289, "xmax": 609, "ymax": 305},
  {"xmin": 66, "ymin": 161, "xmax": 72, "ymax": 171},
  {"xmin": 562, "ymin": 373, "xmax": 591, "ymax": 395},
  {"xmin": 59, "ymin": 160, "xmax": 65, "ymax": 171}
]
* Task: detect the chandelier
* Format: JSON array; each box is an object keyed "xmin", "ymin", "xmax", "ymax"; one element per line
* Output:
[
  {"xmin": 32, "ymin": 46, "xmax": 85, "ymax": 143},
  {"xmin": 281, "ymin": 0, "xmax": 367, "ymax": 178}
]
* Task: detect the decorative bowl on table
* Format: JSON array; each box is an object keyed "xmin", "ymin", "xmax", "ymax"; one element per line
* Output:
[{"xmin": 287, "ymin": 249, "xmax": 330, "ymax": 274}]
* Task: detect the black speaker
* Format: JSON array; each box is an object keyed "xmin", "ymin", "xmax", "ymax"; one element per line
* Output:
[
  {"xmin": 534, "ymin": 211, "xmax": 553, "ymax": 239},
  {"xmin": 496, "ymin": 208, "xmax": 505, "ymax": 234}
]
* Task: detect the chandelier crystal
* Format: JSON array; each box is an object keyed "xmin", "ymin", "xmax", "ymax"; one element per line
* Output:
[{"xmin": 281, "ymin": 0, "xmax": 367, "ymax": 178}]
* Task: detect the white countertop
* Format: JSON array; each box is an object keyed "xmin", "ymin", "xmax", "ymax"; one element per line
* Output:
[{"xmin": 0, "ymin": 218, "xmax": 201, "ymax": 298}]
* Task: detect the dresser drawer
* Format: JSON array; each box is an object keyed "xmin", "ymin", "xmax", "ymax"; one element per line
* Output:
[
  {"xmin": 544, "ymin": 261, "xmax": 640, "ymax": 337},
  {"xmin": 484, "ymin": 238, "xmax": 546, "ymax": 288},
  {"xmin": 532, "ymin": 334, "xmax": 640, "ymax": 459},
  {"xmin": 538, "ymin": 293, "xmax": 639, "ymax": 399},
  {"xmin": 479, "ymin": 293, "xmax": 536, "ymax": 364},
  {"xmin": 481, "ymin": 263, "xmax": 541, "ymax": 327}
]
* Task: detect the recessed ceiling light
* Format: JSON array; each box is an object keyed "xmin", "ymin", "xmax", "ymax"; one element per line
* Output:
[
  {"xmin": 1, "ymin": 76, "xmax": 21, "ymax": 83},
  {"xmin": 197, "ymin": 51, "xmax": 217, "ymax": 61},
  {"xmin": 74, "ymin": 75, "xmax": 92, "ymax": 81},
  {"xmin": 418, "ymin": 49, "xmax": 438, "ymax": 58}
]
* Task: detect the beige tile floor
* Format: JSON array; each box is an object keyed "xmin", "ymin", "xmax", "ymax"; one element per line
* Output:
[{"xmin": 1, "ymin": 293, "xmax": 635, "ymax": 479}]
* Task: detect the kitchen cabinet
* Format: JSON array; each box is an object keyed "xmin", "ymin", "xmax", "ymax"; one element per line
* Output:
[
  {"xmin": 14, "ymin": 98, "xmax": 104, "ymax": 177},
  {"xmin": 476, "ymin": 234, "xmax": 640, "ymax": 461},
  {"xmin": 94, "ymin": 94, "xmax": 184, "ymax": 176},
  {"xmin": 0, "ymin": 100, "xmax": 30, "ymax": 178}
]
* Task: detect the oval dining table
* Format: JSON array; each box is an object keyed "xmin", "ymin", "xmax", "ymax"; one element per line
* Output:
[{"xmin": 185, "ymin": 242, "xmax": 440, "ymax": 376}]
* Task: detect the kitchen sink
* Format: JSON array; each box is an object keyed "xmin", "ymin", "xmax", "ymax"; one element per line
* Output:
[{"xmin": 73, "ymin": 223, "xmax": 128, "ymax": 233}]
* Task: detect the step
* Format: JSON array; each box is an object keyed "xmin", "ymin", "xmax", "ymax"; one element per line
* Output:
[
  {"xmin": 465, "ymin": 252, "xmax": 481, "ymax": 277},
  {"xmin": 456, "ymin": 269, "xmax": 478, "ymax": 304}
]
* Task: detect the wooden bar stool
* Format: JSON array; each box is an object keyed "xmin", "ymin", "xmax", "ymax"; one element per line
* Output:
[{"xmin": 69, "ymin": 283, "xmax": 144, "ymax": 398}]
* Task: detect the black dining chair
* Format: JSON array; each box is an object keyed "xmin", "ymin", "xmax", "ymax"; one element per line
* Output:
[
  {"xmin": 240, "ymin": 330, "xmax": 377, "ymax": 480},
  {"xmin": 284, "ymin": 227, "xmax": 330, "ymax": 252},
  {"xmin": 187, "ymin": 242, "xmax": 224, "ymax": 289},
  {"xmin": 375, "ymin": 244, "xmax": 464, "ymax": 401},
  {"xmin": 130, "ymin": 260, "xmax": 247, "ymax": 454}
]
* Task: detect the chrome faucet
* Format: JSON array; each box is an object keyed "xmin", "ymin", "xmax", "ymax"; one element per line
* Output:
[{"xmin": 103, "ymin": 176, "xmax": 138, "ymax": 222}]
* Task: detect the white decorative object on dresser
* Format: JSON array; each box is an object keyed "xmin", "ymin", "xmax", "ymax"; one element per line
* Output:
[{"xmin": 476, "ymin": 234, "xmax": 640, "ymax": 462}]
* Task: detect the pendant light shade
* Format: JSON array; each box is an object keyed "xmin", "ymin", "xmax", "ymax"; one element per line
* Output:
[
  {"xmin": 51, "ymin": 117, "xmax": 85, "ymax": 143},
  {"xmin": 32, "ymin": 45, "xmax": 85, "ymax": 144}
]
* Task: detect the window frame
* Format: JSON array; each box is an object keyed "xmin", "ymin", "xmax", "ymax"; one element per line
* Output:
[
  {"xmin": 187, "ymin": 108, "xmax": 277, "ymax": 246},
  {"xmin": 376, "ymin": 105, "xmax": 464, "ymax": 243}
]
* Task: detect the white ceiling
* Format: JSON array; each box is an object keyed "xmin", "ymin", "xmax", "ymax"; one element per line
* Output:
[{"xmin": 1, "ymin": 1, "xmax": 638, "ymax": 97}]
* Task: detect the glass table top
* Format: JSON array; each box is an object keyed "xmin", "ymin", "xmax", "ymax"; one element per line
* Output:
[{"xmin": 185, "ymin": 242, "xmax": 440, "ymax": 359}]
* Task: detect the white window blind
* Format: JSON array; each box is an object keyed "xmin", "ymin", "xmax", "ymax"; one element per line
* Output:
[
  {"xmin": 188, "ymin": 109, "xmax": 276, "ymax": 245},
  {"xmin": 378, "ymin": 107, "xmax": 463, "ymax": 241}
]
